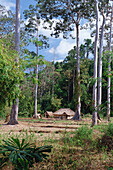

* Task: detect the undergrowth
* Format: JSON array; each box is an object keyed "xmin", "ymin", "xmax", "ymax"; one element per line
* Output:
[
  {"xmin": 36, "ymin": 124, "xmax": 113, "ymax": 169},
  {"xmin": 0, "ymin": 120, "xmax": 113, "ymax": 169}
]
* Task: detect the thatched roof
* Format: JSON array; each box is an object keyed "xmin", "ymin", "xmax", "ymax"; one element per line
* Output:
[
  {"xmin": 44, "ymin": 111, "xmax": 53, "ymax": 117},
  {"xmin": 53, "ymin": 108, "xmax": 75, "ymax": 117}
]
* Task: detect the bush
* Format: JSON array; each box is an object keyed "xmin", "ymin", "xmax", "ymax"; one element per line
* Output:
[
  {"xmin": 105, "ymin": 123, "xmax": 113, "ymax": 137},
  {"xmin": 97, "ymin": 134, "xmax": 113, "ymax": 152},
  {"xmin": 73, "ymin": 126, "xmax": 93, "ymax": 147},
  {"xmin": 97, "ymin": 123, "xmax": 113, "ymax": 152},
  {"xmin": 0, "ymin": 137, "xmax": 52, "ymax": 170}
]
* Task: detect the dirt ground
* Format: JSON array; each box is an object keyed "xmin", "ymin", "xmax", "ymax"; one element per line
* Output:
[
  {"xmin": 0, "ymin": 117, "xmax": 109, "ymax": 141},
  {"xmin": 0, "ymin": 118, "xmax": 81, "ymax": 141},
  {"xmin": 0, "ymin": 117, "xmax": 113, "ymax": 170}
]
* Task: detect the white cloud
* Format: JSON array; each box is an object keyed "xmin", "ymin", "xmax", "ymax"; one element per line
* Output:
[
  {"xmin": 49, "ymin": 47, "xmax": 55, "ymax": 54},
  {"xmin": 54, "ymin": 12, "xmax": 111, "ymax": 57},
  {"xmin": 0, "ymin": 0, "xmax": 15, "ymax": 10},
  {"xmin": 51, "ymin": 26, "xmax": 94, "ymax": 57},
  {"xmin": 55, "ymin": 59, "xmax": 63, "ymax": 63},
  {"xmin": 24, "ymin": 10, "xmax": 110, "ymax": 60},
  {"xmin": 25, "ymin": 17, "xmax": 91, "ymax": 57},
  {"xmin": 39, "ymin": 19, "xmax": 63, "ymax": 38},
  {"xmin": 79, "ymin": 29, "xmax": 95, "ymax": 44},
  {"xmin": 55, "ymin": 39, "xmax": 75, "ymax": 55}
]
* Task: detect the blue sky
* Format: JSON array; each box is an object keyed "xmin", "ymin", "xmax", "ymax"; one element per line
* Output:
[{"xmin": 0, "ymin": 0, "xmax": 95, "ymax": 62}]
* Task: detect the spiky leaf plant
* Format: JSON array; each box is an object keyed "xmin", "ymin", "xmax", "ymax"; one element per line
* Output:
[{"xmin": 0, "ymin": 137, "xmax": 52, "ymax": 170}]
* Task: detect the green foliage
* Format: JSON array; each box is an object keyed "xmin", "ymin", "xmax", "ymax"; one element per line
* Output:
[
  {"xmin": 38, "ymin": 0, "xmax": 94, "ymax": 39},
  {"xmin": 97, "ymin": 123, "xmax": 113, "ymax": 152},
  {"xmin": 0, "ymin": 38, "xmax": 24, "ymax": 111},
  {"xmin": 73, "ymin": 126, "xmax": 93, "ymax": 147},
  {"xmin": 61, "ymin": 126, "xmax": 93, "ymax": 149},
  {"xmin": 15, "ymin": 39, "xmax": 113, "ymax": 116},
  {"xmin": 19, "ymin": 78, "xmax": 35, "ymax": 117},
  {"xmin": 105, "ymin": 123, "xmax": 113, "ymax": 137},
  {"xmin": 51, "ymin": 96, "xmax": 62, "ymax": 112},
  {"xmin": 0, "ymin": 137, "xmax": 52, "ymax": 170},
  {"xmin": 0, "ymin": 5, "xmax": 15, "ymax": 37},
  {"xmin": 24, "ymin": 4, "xmax": 49, "ymax": 49},
  {"xmin": 0, "ymin": 5, "xmax": 30, "ymax": 56}
]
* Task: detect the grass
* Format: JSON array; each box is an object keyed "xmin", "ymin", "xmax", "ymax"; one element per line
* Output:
[
  {"xmin": 0, "ymin": 117, "xmax": 113, "ymax": 169},
  {"xmin": 35, "ymin": 122, "xmax": 113, "ymax": 170}
]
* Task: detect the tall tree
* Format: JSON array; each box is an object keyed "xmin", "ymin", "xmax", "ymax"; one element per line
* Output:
[
  {"xmin": 97, "ymin": 0, "xmax": 108, "ymax": 120},
  {"xmin": 24, "ymin": 4, "xmax": 49, "ymax": 118},
  {"xmin": 92, "ymin": 0, "xmax": 99, "ymax": 126},
  {"xmin": 0, "ymin": 5, "xmax": 15, "ymax": 37},
  {"xmin": 107, "ymin": 3, "xmax": 113, "ymax": 121},
  {"xmin": 24, "ymin": 5, "xmax": 39, "ymax": 118},
  {"xmin": 8, "ymin": 0, "xmax": 20, "ymax": 125},
  {"xmin": 35, "ymin": 24, "xmax": 39, "ymax": 118},
  {"xmin": 38, "ymin": 0, "xmax": 94, "ymax": 120}
]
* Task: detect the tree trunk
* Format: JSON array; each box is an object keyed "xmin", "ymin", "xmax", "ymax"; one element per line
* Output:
[
  {"xmin": 86, "ymin": 50, "xmax": 89, "ymax": 59},
  {"xmin": 97, "ymin": 12, "xmax": 106, "ymax": 120},
  {"xmin": 7, "ymin": 101, "xmax": 19, "ymax": 125},
  {"xmin": 73, "ymin": 66, "xmax": 75, "ymax": 96},
  {"xmin": 68, "ymin": 80, "xmax": 70, "ymax": 103},
  {"xmin": 72, "ymin": 15, "xmax": 81, "ymax": 120},
  {"xmin": 8, "ymin": 0, "xmax": 20, "ymax": 125},
  {"xmin": 107, "ymin": 4, "xmax": 113, "ymax": 121},
  {"xmin": 52, "ymin": 52, "xmax": 55, "ymax": 99},
  {"xmin": 34, "ymin": 24, "xmax": 39, "ymax": 118},
  {"xmin": 92, "ymin": 0, "xmax": 99, "ymax": 126}
]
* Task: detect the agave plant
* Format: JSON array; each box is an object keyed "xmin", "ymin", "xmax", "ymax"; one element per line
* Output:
[{"xmin": 0, "ymin": 137, "xmax": 52, "ymax": 170}]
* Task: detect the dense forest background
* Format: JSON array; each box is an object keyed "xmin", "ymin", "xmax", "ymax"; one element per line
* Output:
[
  {"xmin": 18, "ymin": 44, "xmax": 113, "ymax": 118},
  {"xmin": 0, "ymin": 1, "xmax": 113, "ymax": 120}
]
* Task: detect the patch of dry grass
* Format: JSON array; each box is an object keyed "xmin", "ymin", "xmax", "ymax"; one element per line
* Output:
[{"xmin": 0, "ymin": 117, "xmax": 113, "ymax": 169}]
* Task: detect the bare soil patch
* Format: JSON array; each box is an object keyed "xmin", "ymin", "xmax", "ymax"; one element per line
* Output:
[
  {"xmin": 0, "ymin": 117, "xmax": 113, "ymax": 170},
  {"xmin": 0, "ymin": 118, "xmax": 81, "ymax": 141}
]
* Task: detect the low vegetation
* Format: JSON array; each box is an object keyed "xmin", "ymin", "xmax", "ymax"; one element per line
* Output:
[
  {"xmin": 0, "ymin": 118, "xmax": 113, "ymax": 169},
  {"xmin": 36, "ymin": 123, "xmax": 113, "ymax": 170},
  {"xmin": 0, "ymin": 136, "xmax": 52, "ymax": 170}
]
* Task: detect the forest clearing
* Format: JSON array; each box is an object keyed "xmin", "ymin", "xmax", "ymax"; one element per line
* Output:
[
  {"xmin": 0, "ymin": 0, "xmax": 113, "ymax": 169},
  {"xmin": 0, "ymin": 117, "xmax": 113, "ymax": 169}
]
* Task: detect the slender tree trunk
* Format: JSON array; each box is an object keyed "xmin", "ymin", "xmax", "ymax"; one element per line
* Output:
[
  {"xmin": 52, "ymin": 51, "xmax": 55, "ymax": 99},
  {"xmin": 8, "ymin": 0, "xmax": 20, "ymax": 125},
  {"xmin": 97, "ymin": 13, "xmax": 106, "ymax": 120},
  {"xmin": 73, "ymin": 66, "xmax": 75, "ymax": 95},
  {"xmin": 52, "ymin": 65, "xmax": 55, "ymax": 99},
  {"xmin": 34, "ymin": 24, "xmax": 39, "ymax": 118},
  {"xmin": 48, "ymin": 73, "xmax": 51, "ymax": 96},
  {"xmin": 86, "ymin": 50, "xmax": 89, "ymax": 59},
  {"xmin": 72, "ymin": 16, "xmax": 81, "ymax": 120},
  {"xmin": 92, "ymin": 0, "xmax": 99, "ymax": 126},
  {"xmin": 68, "ymin": 80, "xmax": 70, "ymax": 103},
  {"xmin": 107, "ymin": 4, "xmax": 113, "ymax": 121}
]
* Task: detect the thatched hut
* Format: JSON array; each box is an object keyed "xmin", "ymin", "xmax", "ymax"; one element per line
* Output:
[
  {"xmin": 44, "ymin": 111, "xmax": 53, "ymax": 118},
  {"xmin": 53, "ymin": 108, "xmax": 75, "ymax": 120}
]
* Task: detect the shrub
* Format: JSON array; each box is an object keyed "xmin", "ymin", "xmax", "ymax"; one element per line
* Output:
[
  {"xmin": 0, "ymin": 137, "xmax": 52, "ymax": 170},
  {"xmin": 97, "ymin": 134, "xmax": 113, "ymax": 152},
  {"xmin": 61, "ymin": 126, "xmax": 93, "ymax": 150},
  {"xmin": 97, "ymin": 123, "xmax": 113, "ymax": 152},
  {"xmin": 105, "ymin": 123, "xmax": 113, "ymax": 137},
  {"xmin": 73, "ymin": 126, "xmax": 93, "ymax": 147}
]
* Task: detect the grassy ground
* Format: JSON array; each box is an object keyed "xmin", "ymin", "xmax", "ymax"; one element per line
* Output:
[
  {"xmin": 35, "ymin": 121, "xmax": 113, "ymax": 170},
  {"xmin": 0, "ymin": 117, "xmax": 113, "ymax": 169}
]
